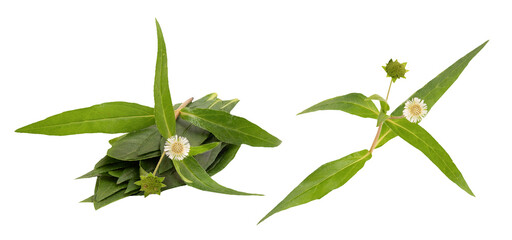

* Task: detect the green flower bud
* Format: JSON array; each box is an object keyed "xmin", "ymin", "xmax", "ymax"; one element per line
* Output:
[
  {"xmin": 134, "ymin": 173, "xmax": 166, "ymax": 197},
  {"xmin": 382, "ymin": 59, "xmax": 408, "ymax": 82}
]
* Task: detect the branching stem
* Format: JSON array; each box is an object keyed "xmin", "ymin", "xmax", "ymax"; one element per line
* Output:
[
  {"xmin": 369, "ymin": 80, "xmax": 400, "ymax": 154},
  {"xmin": 153, "ymin": 97, "xmax": 194, "ymax": 175}
]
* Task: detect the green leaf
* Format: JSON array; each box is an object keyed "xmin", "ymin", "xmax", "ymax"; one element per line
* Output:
[
  {"xmin": 174, "ymin": 95, "xmax": 240, "ymax": 147},
  {"xmin": 94, "ymin": 189, "xmax": 134, "ymax": 210},
  {"xmin": 376, "ymin": 112, "xmax": 390, "ymax": 127},
  {"xmin": 180, "ymin": 108, "xmax": 281, "ymax": 147},
  {"xmin": 187, "ymin": 93, "xmax": 219, "ymax": 109},
  {"xmin": 15, "ymin": 102, "xmax": 154, "ymax": 135},
  {"xmin": 94, "ymin": 176, "xmax": 129, "ymax": 202},
  {"xmin": 108, "ymin": 169, "xmax": 124, "ymax": 178},
  {"xmin": 125, "ymin": 178, "xmax": 141, "ymax": 194},
  {"xmin": 173, "ymin": 156, "xmax": 261, "ymax": 196},
  {"xmin": 109, "ymin": 134, "xmax": 127, "ymax": 145},
  {"xmin": 366, "ymin": 94, "xmax": 389, "ymax": 112},
  {"xmin": 107, "ymin": 125, "xmax": 162, "ymax": 161},
  {"xmin": 259, "ymin": 150, "xmax": 371, "ymax": 224},
  {"xmin": 94, "ymin": 156, "xmax": 122, "ymax": 169},
  {"xmin": 175, "ymin": 118, "xmax": 210, "ymax": 146},
  {"xmin": 80, "ymin": 196, "xmax": 94, "ymax": 203},
  {"xmin": 153, "ymin": 19, "xmax": 175, "ymax": 139},
  {"xmin": 384, "ymin": 118, "xmax": 474, "ymax": 196},
  {"xmin": 194, "ymin": 141, "xmax": 224, "ymax": 169},
  {"xmin": 207, "ymin": 144, "xmax": 241, "ymax": 176},
  {"xmin": 298, "ymin": 93, "xmax": 379, "ymax": 119},
  {"xmin": 189, "ymin": 142, "xmax": 221, "ymax": 156},
  {"xmin": 392, "ymin": 41, "xmax": 488, "ymax": 116},
  {"xmin": 77, "ymin": 162, "xmax": 135, "ymax": 179},
  {"xmin": 208, "ymin": 99, "xmax": 240, "ymax": 112},
  {"xmin": 117, "ymin": 167, "xmax": 138, "ymax": 184},
  {"xmin": 376, "ymin": 41, "xmax": 488, "ymax": 149},
  {"xmin": 159, "ymin": 168, "xmax": 186, "ymax": 190}
]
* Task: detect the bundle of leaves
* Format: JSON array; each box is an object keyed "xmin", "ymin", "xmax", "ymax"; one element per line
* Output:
[
  {"xmin": 16, "ymin": 20, "xmax": 281, "ymax": 209},
  {"xmin": 77, "ymin": 94, "xmax": 262, "ymax": 209}
]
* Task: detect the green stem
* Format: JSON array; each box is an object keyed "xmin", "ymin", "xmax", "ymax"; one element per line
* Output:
[
  {"xmin": 369, "ymin": 123, "xmax": 383, "ymax": 154},
  {"xmin": 153, "ymin": 152, "xmax": 166, "ymax": 175},
  {"xmin": 369, "ymin": 80, "xmax": 395, "ymax": 154},
  {"xmin": 389, "ymin": 115, "xmax": 405, "ymax": 120},
  {"xmin": 385, "ymin": 79, "xmax": 393, "ymax": 101}
]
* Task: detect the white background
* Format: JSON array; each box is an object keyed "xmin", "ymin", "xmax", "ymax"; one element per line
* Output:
[{"xmin": 1, "ymin": 0, "xmax": 511, "ymax": 239}]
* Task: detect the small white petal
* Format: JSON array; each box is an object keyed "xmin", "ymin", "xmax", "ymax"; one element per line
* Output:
[
  {"xmin": 403, "ymin": 98, "xmax": 428, "ymax": 123},
  {"xmin": 164, "ymin": 135, "xmax": 191, "ymax": 161}
]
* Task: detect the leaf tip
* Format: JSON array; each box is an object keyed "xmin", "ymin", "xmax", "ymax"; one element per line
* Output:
[
  {"xmin": 297, "ymin": 109, "xmax": 308, "ymax": 115},
  {"xmin": 206, "ymin": 93, "xmax": 218, "ymax": 100},
  {"xmin": 257, "ymin": 212, "xmax": 273, "ymax": 225},
  {"xmin": 466, "ymin": 188, "xmax": 475, "ymax": 197}
]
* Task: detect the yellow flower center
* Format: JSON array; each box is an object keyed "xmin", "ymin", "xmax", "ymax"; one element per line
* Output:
[
  {"xmin": 410, "ymin": 104, "xmax": 422, "ymax": 116},
  {"xmin": 171, "ymin": 143, "xmax": 184, "ymax": 154}
]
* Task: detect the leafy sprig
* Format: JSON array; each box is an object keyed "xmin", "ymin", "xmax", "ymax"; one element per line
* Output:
[
  {"xmin": 16, "ymin": 19, "xmax": 281, "ymax": 209},
  {"xmin": 259, "ymin": 41, "xmax": 488, "ymax": 223}
]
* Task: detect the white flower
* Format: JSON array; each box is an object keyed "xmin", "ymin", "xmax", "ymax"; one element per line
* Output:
[
  {"xmin": 403, "ymin": 97, "xmax": 428, "ymax": 123},
  {"xmin": 164, "ymin": 135, "xmax": 190, "ymax": 161}
]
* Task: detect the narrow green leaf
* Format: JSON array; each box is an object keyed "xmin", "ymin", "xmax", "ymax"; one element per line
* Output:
[
  {"xmin": 94, "ymin": 156, "xmax": 122, "ymax": 169},
  {"xmin": 194, "ymin": 141, "xmax": 224, "ymax": 169},
  {"xmin": 125, "ymin": 178, "xmax": 141, "ymax": 194},
  {"xmin": 174, "ymin": 95, "xmax": 239, "ymax": 146},
  {"xmin": 259, "ymin": 150, "xmax": 371, "ymax": 224},
  {"xmin": 376, "ymin": 112, "xmax": 390, "ymax": 127},
  {"xmin": 218, "ymin": 99, "xmax": 240, "ymax": 113},
  {"xmin": 175, "ymin": 118, "xmax": 210, "ymax": 146},
  {"xmin": 117, "ymin": 167, "xmax": 138, "ymax": 184},
  {"xmin": 180, "ymin": 108, "xmax": 281, "ymax": 147},
  {"xmin": 189, "ymin": 142, "xmax": 221, "ymax": 156},
  {"xmin": 208, "ymin": 98, "xmax": 240, "ymax": 112},
  {"xmin": 159, "ymin": 168, "xmax": 186, "ymax": 190},
  {"xmin": 173, "ymin": 156, "xmax": 261, "ymax": 196},
  {"xmin": 77, "ymin": 162, "xmax": 135, "ymax": 179},
  {"xmin": 366, "ymin": 94, "xmax": 389, "ymax": 112},
  {"xmin": 107, "ymin": 125, "xmax": 162, "ymax": 161},
  {"xmin": 15, "ymin": 102, "xmax": 154, "ymax": 135},
  {"xmin": 108, "ymin": 169, "xmax": 123, "ymax": 178},
  {"xmin": 80, "ymin": 196, "xmax": 94, "ymax": 203},
  {"xmin": 94, "ymin": 188, "xmax": 134, "ymax": 210},
  {"xmin": 109, "ymin": 134, "xmax": 127, "ymax": 145},
  {"xmin": 298, "ymin": 93, "xmax": 379, "ymax": 119},
  {"xmin": 392, "ymin": 41, "xmax": 488, "ymax": 116},
  {"xmin": 385, "ymin": 118, "xmax": 473, "ymax": 196},
  {"xmin": 207, "ymin": 144, "xmax": 241, "ymax": 176},
  {"xmin": 94, "ymin": 176, "xmax": 129, "ymax": 202},
  {"xmin": 154, "ymin": 19, "xmax": 175, "ymax": 139},
  {"xmin": 376, "ymin": 41, "xmax": 488, "ymax": 148},
  {"xmin": 187, "ymin": 93, "xmax": 219, "ymax": 109}
]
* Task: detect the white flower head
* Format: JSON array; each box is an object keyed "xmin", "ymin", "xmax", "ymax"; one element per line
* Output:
[
  {"xmin": 403, "ymin": 97, "xmax": 428, "ymax": 123},
  {"xmin": 164, "ymin": 135, "xmax": 190, "ymax": 161}
]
